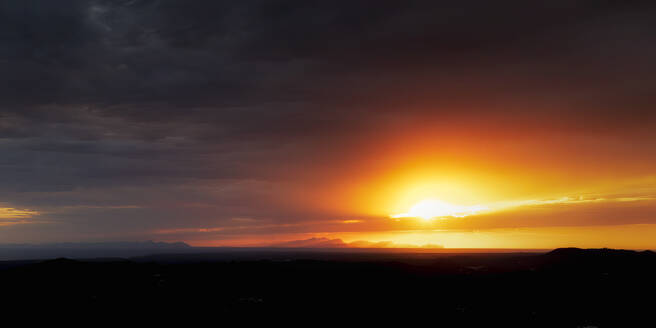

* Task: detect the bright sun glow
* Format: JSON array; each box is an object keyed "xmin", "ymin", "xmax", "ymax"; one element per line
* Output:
[{"xmin": 391, "ymin": 199, "xmax": 487, "ymax": 220}]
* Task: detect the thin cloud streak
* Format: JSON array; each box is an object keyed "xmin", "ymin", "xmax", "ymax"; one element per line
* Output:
[
  {"xmin": 0, "ymin": 207, "xmax": 39, "ymax": 220},
  {"xmin": 489, "ymin": 194, "xmax": 656, "ymax": 212}
]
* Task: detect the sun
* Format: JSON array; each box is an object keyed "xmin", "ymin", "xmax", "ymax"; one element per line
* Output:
[{"xmin": 391, "ymin": 199, "xmax": 487, "ymax": 220}]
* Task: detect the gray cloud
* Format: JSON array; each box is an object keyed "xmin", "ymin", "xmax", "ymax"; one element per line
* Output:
[{"xmin": 1, "ymin": 0, "xmax": 656, "ymax": 242}]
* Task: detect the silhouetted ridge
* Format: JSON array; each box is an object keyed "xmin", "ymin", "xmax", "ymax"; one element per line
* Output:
[
  {"xmin": 2, "ymin": 250, "xmax": 656, "ymax": 325},
  {"xmin": 42, "ymin": 257, "xmax": 78, "ymax": 264},
  {"xmin": 541, "ymin": 248, "xmax": 656, "ymax": 275},
  {"xmin": 38, "ymin": 257, "xmax": 83, "ymax": 267},
  {"xmin": 546, "ymin": 247, "xmax": 649, "ymax": 258}
]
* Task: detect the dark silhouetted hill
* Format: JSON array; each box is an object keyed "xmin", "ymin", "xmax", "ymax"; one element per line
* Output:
[{"xmin": 1, "ymin": 248, "xmax": 654, "ymax": 326}]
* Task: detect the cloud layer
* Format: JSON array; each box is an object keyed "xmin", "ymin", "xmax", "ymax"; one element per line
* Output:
[{"xmin": 1, "ymin": 1, "xmax": 656, "ymax": 244}]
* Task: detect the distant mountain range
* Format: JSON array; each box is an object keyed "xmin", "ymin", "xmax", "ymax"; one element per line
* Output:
[
  {"xmin": 0, "ymin": 241, "xmax": 191, "ymax": 261},
  {"xmin": 269, "ymin": 237, "xmax": 444, "ymax": 249},
  {"xmin": 5, "ymin": 239, "xmax": 652, "ymax": 262},
  {"xmin": 0, "ymin": 241, "xmax": 191, "ymax": 249}
]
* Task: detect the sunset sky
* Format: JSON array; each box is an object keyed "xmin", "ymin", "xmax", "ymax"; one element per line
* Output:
[{"xmin": 1, "ymin": 1, "xmax": 656, "ymax": 249}]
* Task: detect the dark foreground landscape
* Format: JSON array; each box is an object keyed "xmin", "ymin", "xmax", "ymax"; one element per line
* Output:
[{"xmin": 2, "ymin": 248, "xmax": 654, "ymax": 326}]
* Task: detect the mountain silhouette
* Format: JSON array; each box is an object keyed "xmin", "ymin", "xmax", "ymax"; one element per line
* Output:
[{"xmin": 1, "ymin": 248, "xmax": 654, "ymax": 326}]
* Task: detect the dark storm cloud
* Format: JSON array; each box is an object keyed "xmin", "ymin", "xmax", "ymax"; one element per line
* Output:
[
  {"xmin": 4, "ymin": 1, "xmax": 656, "ymax": 131},
  {"xmin": 3, "ymin": 1, "xmax": 655, "ymax": 111},
  {"xmin": 1, "ymin": 0, "xmax": 656, "ymax": 241}
]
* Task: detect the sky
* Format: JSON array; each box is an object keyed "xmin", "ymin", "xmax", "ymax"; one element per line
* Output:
[{"xmin": 1, "ymin": 0, "xmax": 656, "ymax": 249}]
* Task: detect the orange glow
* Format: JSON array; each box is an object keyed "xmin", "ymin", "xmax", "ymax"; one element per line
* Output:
[
  {"xmin": 325, "ymin": 224, "xmax": 656, "ymax": 250},
  {"xmin": 153, "ymin": 128, "xmax": 656, "ymax": 249}
]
